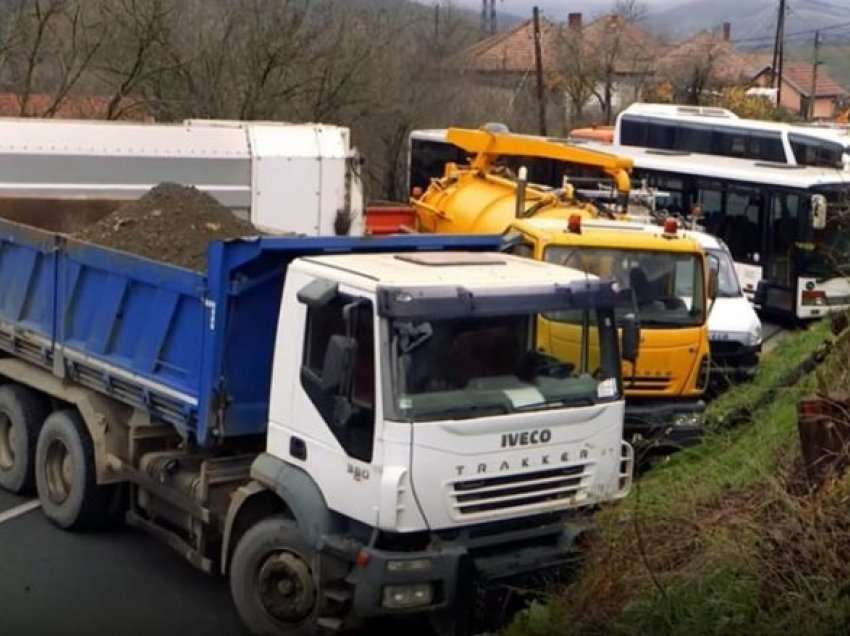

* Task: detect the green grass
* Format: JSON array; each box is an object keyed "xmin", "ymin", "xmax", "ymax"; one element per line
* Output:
[
  {"xmin": 505, "ymin": 319, "xmax": 850, "ymax": 636},
  {"xmin": 706, "ymin": 319, "xmax": 831, "ymax": 430}
]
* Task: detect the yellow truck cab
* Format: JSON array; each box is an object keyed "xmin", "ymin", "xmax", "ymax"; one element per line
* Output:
[{"xmin": 505, "ymin": 215, "xmax": 712, "ymax": 453}]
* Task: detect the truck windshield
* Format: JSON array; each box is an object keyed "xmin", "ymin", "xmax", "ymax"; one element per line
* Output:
[
  {"xmin": 544, "ymin": 246, "xmax": 705, "ymax": 327},
  {"xmin": 388, "ymin": 311, "xmax": 619, "ymax": 422}
]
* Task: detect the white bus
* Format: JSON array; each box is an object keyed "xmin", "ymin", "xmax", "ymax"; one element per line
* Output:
[
  {"xmin": 575, "ymin": 141, "xmax": 850, "ymax": 321},
  {"xmin": 614, "ymin": 103, "xmax": 850, "ymax": 171},
  {"xmin": 407, "ymin": 128, "xmax": 850, "ymax": 321}
]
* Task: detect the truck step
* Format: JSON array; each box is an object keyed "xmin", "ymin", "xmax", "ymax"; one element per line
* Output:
[
  {"xmin": 323, "ymin": 588, "xmax": 351, "ymax": 604},
  {"xmin": 317, "ymin": 617, "xmax": 344, "ymax": 631}
]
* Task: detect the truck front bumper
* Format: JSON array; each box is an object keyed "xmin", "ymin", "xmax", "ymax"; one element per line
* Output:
[
  {"xmin": 709, "ymin": 341, "xmax": 761, "ymax": 381},
  {"xmin": 342, "ymin": 515, "xmax": 585, "ymax": 618},
  {"xmin": 625, "ymin": 399, "xmax": 705, "ymax": 450}
]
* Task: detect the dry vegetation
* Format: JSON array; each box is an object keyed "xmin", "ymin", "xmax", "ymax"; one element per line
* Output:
[{"xmin": 507, "ymin": 319, "xmax": 850, "ymax": 636}]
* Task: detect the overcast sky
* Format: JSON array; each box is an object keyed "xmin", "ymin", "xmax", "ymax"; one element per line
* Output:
[{"xmin": 446, "ymin": 0, "xmax": 686, "ymax": 19}]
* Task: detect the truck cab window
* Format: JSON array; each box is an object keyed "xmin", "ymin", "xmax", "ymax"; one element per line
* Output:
[{"xmin": 302, "ymin": 295, "xmax": 375, "ymax": 462}]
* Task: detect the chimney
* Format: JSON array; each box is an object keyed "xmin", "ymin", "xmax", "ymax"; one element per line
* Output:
[
  {"xmin": 722, "ymin": 21, "xmax": 731, "ymax": 42},
  {"xmin": 568, "ymin": 12, "xmax": 582, "ymax": 30}
]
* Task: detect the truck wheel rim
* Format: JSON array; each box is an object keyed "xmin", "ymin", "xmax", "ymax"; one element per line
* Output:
[
  {"xmin": 0, "ymin": 414, "xmax": 13, "ymax": 470},
  {"xmin": 257, "ymin": 551, "xmax": 316, "ymax": 623},
  {"xmin": 45, "ymin": 438, "xmax": 72, "ymax": 504}
]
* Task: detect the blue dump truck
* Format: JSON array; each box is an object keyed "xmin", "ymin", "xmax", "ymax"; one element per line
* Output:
[{"xmin": 0, "ymin": 211, "xmax": 634, "ymax": 634}]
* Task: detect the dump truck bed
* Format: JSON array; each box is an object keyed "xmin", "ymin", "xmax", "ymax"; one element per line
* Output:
[{"xmin": 0, "ymin": 217, "xmax": 499, "ymax": 446}]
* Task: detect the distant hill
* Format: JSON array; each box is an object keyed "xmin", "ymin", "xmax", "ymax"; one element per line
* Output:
[{"xmin": 647, "ymin": 0, "xmax": 850, "ymax": 45}]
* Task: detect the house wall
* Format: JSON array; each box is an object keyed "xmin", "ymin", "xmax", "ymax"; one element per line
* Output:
[
  {"xmin": 754, "ymin": 74, "xmax": 837, "ymax": 118},
  {"xmin": 813, "ymin": 97, "xmax": 836, "ymax": 119}
]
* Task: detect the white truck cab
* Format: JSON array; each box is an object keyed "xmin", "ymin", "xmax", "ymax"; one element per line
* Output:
[{"xmin": 236, "ymin": 250, "xmax": 634, "ymax": 633}]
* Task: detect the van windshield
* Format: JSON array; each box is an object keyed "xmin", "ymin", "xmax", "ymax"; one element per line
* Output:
[
  {"xmin": 388, "ymin": 311, "xmax": 619, "ymax": 422},
  {"xmin": 544, "ymin": 246, "xmax": 705, "ymax": 327},
  {"xmin": 708, "ymin": 248, "xmax": 741, "ymax": 297}
]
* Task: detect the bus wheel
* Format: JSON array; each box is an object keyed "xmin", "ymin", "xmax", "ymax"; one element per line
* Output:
[
  {"xmin": 230, "ymin": 516, "xmax": 323, "ymax": 636},
  {"xmin": 35, "ymin": 409, "xmax": 111, "ymax": 530},
  {"xmin": 0, "ymin": 385, "xmax": 50, "ymax": 494}
]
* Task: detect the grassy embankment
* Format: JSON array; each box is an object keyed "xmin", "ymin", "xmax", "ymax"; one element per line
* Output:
[{"xmin": 508, "ymin": 319, "xmax": 850, "ymax": 636}]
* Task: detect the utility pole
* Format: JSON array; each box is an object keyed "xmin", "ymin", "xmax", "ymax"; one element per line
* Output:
[
  {"xmin": 532, "ymin": 6, "xmax": 547, "ymax": 136},
  {"xmin": 481, "ymin": 0, "xmax": 497, "ymax": 35},
  {"xmin": 776, "ymin": 0, "xmax": 786, "ymax": 108},
  {"xmin": 770, "ymin": 0, "xmax": 784, "ymax": 85},
  {"xmin": 809, "ymin": 30, "xmax": 822, "ymax": 120}
]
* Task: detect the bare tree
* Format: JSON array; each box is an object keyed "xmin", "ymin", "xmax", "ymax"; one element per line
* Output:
[
  {"xmin": 90, "ymin": 0, "xmax": 175, "ymax": 120},
  {"xmin": 4, "ymin": 0, "xmax": 105, "ymax": 117}
]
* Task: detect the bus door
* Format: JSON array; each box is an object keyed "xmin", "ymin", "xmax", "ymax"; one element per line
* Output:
[{"xmin": 761, "ymin": 190, "xmax": 803, "ymax": 314}]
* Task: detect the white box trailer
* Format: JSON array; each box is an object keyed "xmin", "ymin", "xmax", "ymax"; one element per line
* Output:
[{"xmin": 0, "ymin": 117, "xmax": 364, "ymax": 236}]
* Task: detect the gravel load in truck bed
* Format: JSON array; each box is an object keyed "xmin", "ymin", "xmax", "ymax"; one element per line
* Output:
[{"xmin": 75, "ymin": 182, "xmax": 258, "ymax": 270}]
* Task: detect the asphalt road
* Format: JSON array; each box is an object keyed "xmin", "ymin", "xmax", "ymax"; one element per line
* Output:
[{"xmin": 0, "ymin": 491, "xmax": 248, "ymax": 636}]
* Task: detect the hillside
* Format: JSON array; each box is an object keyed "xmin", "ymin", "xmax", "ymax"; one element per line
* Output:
[{"xmin": 649, "ymin": 0, "xmax": 850, "ymax": 43}]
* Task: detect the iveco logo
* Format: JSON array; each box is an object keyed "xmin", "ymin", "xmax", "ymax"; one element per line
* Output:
[{"xmin": 501, "ymin": 429, "xmax": 552, "ymax": 448}]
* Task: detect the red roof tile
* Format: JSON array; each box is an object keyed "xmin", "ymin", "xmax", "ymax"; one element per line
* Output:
[
  {"xmin": 0, "ymin": 93, "xmax": 151, "ymax": 120},
  {"xmin": 779, "ymin": 62, "xmax": 846, "ymax": 97},
  {"xmin": 457, "ymin": 14, "xmax": 664, "ymax": 76}
]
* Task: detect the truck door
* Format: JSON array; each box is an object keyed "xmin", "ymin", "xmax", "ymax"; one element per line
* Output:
[{"xmin": 301, "ymin": 294, "xmax": 376, "ymax": 463}]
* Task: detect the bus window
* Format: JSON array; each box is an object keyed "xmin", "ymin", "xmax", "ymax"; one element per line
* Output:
[
  {"xmin": 789, "ymin": 134, "xmax": 844, "ymax": 169},
  {"xmin": 724, "ymin": 187, "xmax": 764, "ymax": 264},
  {"xmin": 676, "ymin": 124, "xmax": 713, "ymax": 154},
  {"xmin": 769, "ymin": 192, "xmax": 801, "ymax": 287},
  {"xmin": 408, "ymin": 139, "xmax": 467, "ymax": 194},
  {"xmin": 647, "ymin": 122, "xmax": 676, "ymax": 150},
  {"xmin": 697, "ymin": 181, "xmax": 724, "ymax": 233},
  {"xmin": 643, "ymin": 172, "xmax": 687, "ymax": 215},
  {"xmin": 750, "ymin": 131, "xmax": 786, "ymax": 163},
  {"xmin": 620, "ymin": 117, "xmax": 647, "ymax": 146}
]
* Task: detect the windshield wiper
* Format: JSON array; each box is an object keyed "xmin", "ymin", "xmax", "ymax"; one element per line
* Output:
[
  {"xmin": 412, "ymin": 402, "xmax": 511, "ymax": 420},
  {"xmin": 514, "ymin": 397, "xmax": 595, "ymax": 411}
]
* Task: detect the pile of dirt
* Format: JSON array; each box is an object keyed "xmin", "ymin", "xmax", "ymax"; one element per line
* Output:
[{"xmin": 75, "ymin": 182, "xmax": 257, "ymax": 270}]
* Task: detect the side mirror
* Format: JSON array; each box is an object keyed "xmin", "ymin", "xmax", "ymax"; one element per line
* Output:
[
  {"xmin": 620, "ymin": 313, "xmax": 640, "ymax": 365},
  {"xmin": 707, "ymin": 254, "xmax": 720, "ymax": 301},
  {"xmin": 811, "ymin": 194, "xmax": 827, "ymax": 230},
  {"xmin": 321, "ymin": 335, "xmax": 357, "ymax": 395}
]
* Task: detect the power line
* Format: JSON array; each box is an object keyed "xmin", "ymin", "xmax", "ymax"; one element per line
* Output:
[{"xmin": 732, "ymin": 18, "xmax": 850, "ymax": 45}]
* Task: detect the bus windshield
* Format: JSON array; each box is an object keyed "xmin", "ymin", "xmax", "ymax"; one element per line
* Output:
[
  {"xmin": 544, "ymin": 246, "xmax": 705, "ymax": 327},
  {"xmin": 797, "ymin": 185, "xmax": 850, "ymax": 280}
]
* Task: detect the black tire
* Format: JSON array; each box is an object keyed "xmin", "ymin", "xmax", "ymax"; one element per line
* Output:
[
  {"xmin": 230, "ymin": 515, "xmax": 323, "ymax": 636},
  {"xmin": 35, "ymin": 409, "xmax": 111, "ymax": 530},
  {"xmin": 0, "ymin": 384, "xmax": 50, "ymax": 494}
]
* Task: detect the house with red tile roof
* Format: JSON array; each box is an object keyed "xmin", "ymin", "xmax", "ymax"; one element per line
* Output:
[
  {"xmin": 0, "ymin": 93, "xmax": 152, "ymax": 121},
  {"xmin": 751, "ymin": 62, "xmax": 847, "ymax": 119},
  {"xmin": 456, "ymin": 12, "xmax": 665, "ymax": 123}
]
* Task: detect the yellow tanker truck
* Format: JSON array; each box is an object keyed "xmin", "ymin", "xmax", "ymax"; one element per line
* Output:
[
  {"xmin": 409, "ymin": 128, "xmax": 713, "ymax": 455},
  {"xmin": 412, "ymin": 127, "xmax": 632, "ymax": 234}
]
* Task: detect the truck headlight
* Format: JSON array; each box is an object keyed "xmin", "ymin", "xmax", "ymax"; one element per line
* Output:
[
  {"xmin": 672, "ymin": 412, "xmax": 702, "ymax": 428},
  {"xmin": 382, "ymin": 583, "xmax": 434, "ymax": 609},
  {"xmin": 747, "ymin": 324, "xmax": 762, "ymax": 347}
]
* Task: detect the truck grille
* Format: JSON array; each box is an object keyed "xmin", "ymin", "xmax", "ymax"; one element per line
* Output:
[
  {"xmin": 627, "ymin": 376, "xmax": 672, "ymax": 392},
  {"xmin": 710, "ymin": 341, "xmax": 743, "ymax": 356},
  {"xmin": 449, "ymin": 464, "xmax": 590, "ymax": 518}
]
